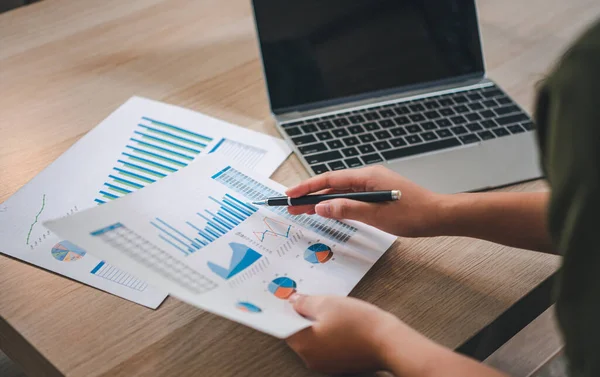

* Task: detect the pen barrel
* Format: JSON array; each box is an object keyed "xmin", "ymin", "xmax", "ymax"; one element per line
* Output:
[{"xmin": 289, "ymin": 191, "xmax": 395, "ymax": 206}]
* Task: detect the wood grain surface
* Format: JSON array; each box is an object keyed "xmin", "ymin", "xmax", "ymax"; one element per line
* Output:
[{"xmin": 1, "ymin": 0, "xmax": 598, "ymax": 376}]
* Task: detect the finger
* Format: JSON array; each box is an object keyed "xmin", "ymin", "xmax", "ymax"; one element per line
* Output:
[
  {"xmin": 285, "ymin": 169, "xmax": 372, "ymax": 198},
  {"xmin": 289, "ymin": 294, "xmax": 328, "ymax": 319},
  {"xmin": 314, "ymin": 199, "xmax": 381, "ymax": 222}
]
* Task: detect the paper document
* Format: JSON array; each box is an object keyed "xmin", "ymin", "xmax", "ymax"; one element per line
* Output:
[
  {"xmin": 0, "ymin": 97, "xmax": 291, "ymax": 308},
  {"xmin": 46, "ymin": 155, "xmax": 396, "ymax": 337}
]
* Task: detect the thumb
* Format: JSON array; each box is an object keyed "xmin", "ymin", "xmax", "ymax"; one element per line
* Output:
[
  {"xmin": 314, "ymin": 199, "xmax": 378, "ymax": 222},
  {"xmin": 289, "ymin": 294, "xmax": 326, "ymax": 319}
]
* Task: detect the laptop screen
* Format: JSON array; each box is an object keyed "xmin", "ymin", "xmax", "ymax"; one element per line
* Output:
[{"xmin": 252, "ymin": 0, "xmax": 485, "ymax": 114}]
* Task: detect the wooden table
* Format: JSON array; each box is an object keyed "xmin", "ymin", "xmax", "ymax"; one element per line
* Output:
[{"xmin": 2, "ymin": 0, "xmax": 597, "ymax": 376}]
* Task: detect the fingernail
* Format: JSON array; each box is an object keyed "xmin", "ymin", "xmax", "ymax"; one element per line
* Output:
[
  {"xmin": 317, "ymin": 203, "xmax": 331, "ymax": 216},
  {"xmin": 288, "ymin": 293, "xmax": 302, "ymax": 304}
]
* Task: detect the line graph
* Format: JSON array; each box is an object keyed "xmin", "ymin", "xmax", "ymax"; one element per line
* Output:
[
  {"xmin": 26, "ymin": 194, "xmax": 46, "ymax": 245},
  {"xmin": 253, "ymin": 217, "xmax": 292, "ymax": 242}
]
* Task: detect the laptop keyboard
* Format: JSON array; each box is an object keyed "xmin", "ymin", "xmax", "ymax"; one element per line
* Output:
[{"xmin": 281, "ymin": 85, "xmax": 534, "ymax": 175}]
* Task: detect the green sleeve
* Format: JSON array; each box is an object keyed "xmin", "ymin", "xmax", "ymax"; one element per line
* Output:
[{"xmin": 535, "ymin": 21, "xmax": 600, "ymax": 377}]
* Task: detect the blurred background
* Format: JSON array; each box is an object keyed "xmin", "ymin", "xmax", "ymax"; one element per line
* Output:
[{"xmin": 0, "ymin": 0, "xmax": 41, "ymax": 13}]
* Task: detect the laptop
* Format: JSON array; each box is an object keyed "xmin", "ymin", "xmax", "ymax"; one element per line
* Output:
[{"xmin": 251, "ymin": 0, "xmax": 542, "ymax": 193}]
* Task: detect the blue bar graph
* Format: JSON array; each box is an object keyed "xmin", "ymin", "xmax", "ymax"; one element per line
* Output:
[
  {"xmin": 152, "ymin": 193, "xmax": 258, "ymax": 256},
  {"xmin": 95, "ymin": 116, "xmax": 213, "ymax": 204},
  {"xmin": 211, "ymin": 166, "xmax": 359, "ymax": 243}
]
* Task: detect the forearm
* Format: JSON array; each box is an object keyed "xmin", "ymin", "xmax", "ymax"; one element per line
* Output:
[{"xmin": 435, "ymin": 191, "xmax": 554, "ymax": 254}]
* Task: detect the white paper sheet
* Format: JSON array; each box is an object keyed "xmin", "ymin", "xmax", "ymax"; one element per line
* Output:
[
  {"xmin": 45, "ymin": 155, "xmax": 396, "ymax": 337},
  {"xmin": 0, "ymin": 97, "xmax": 291, "ymax": 308}
]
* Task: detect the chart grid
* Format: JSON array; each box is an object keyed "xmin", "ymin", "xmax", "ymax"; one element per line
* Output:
[
  {"xmin": 91, "ymin": 223, "xmax": 217, "ymax": 295},
  {"xmin": 90, "ymin": 261, "xmax": 148, "ymax": 291},
  {"xmin": 211, "ymin": 167, "xmax": 358, "ymax": 243}
]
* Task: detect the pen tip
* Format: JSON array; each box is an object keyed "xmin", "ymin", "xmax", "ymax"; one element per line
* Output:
[{"xmin": 252, "ymin": 200, "xmax": 265, "ymax": 205}]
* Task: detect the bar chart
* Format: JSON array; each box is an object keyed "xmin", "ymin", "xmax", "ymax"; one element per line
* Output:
[
  {"xmin": 211, "ymin": 167, "xmax": 358, "ymax": 243},
  {"xmin": 95, "ymin": 116, "xmax": 212, "ymax": 204},
  {"xmin": 151, "ymin": 193, "xmax": 259, "ymax": 256}
]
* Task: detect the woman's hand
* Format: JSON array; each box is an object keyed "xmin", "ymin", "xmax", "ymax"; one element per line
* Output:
[
  {"xmin": 286, "ymin": 294, "xmax": 436, "ymax": 375},
  {"xmin": 286, "ymin": 165, "xmax": 444, "ymax": 237}
]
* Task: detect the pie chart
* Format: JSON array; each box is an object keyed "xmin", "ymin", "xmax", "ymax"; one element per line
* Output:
[
  {"xmin": 268, "ymin": 277, "xmax": 297, "ymax": 299},
  {"xmin": 51, "ymin": 240, "xmax": 86, "ymax": 262},
  {"xmin": 304, "ymin": 243, "xmax": 333, "ymax": 264},
  {"xmin": 236, "ymin": 301, "xmax": 262, "ymax": 313}
]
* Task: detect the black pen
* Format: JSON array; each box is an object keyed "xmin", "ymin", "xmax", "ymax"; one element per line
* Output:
[{"xmin": 251, "ymin": 190, "xmax": 401, "ymax": 207}]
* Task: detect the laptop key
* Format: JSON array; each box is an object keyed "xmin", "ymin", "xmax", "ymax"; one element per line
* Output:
[
  {"xmin": 406, "ymin": 125, "xmax": 423, "ymax": 134},
  {"xmin": 480, "ymin": 110, "xmax": 496, "ymax": 118},
  {"xmin": 305, "ymin": 151, "xmax": 343, "ymax": 164},
  {"xmin": 381, "ymin": 137, "xmax": 462, "ymax": 161},
  {"xmin": 327, "ymin": 140, "xmax": 344, "ymax": 149},
  {"xmin": 466, "ymin": 122, "xmax": 483, "ymax": 132},
  {"xmin": 359, "ymin": 133, "xmax": 376, "ymax": 143},
  {"xmin": 342, "ymin": 147, "xmax": 359, "ymax": 157},
  {"xmin": 436, "ymin": 129, "xmax": 452, "ymax": 138},
  {"xmin": 435, "ymin": 119, "xmax": 452, "ymax": 128},
  {"xmin": 316, "ymin": 131, "xmax": 334, "ymax": 141},
  {"xmin": 497, "ymin": 97, "xmax": 513, "ymax": 105},
  {"xmin": 439, "ymin": 98, "xmax": 454, "ymax": 106},
  {"xmin": 496, "ymin": 113, "xmax": 528, "ymax": 126},
  {"xmin": 420, "ymin": 121, "xmax": 437, "ymax": 130},
  {"xmin": 467, "ymin": 93, "xmax": 483, "ymax": 101},
  {"xmin": 492, "ymin": 128, "xmax": 510, "ymax": 137},
  {"xmin": 421, "ymin": 132, "xmax": 438, "ymax": 141},
  {"xmin": 390, "ymin": 127, "xmax": 407, "ymax": 137},
  {"xmin": 348, "ymin": 125, "xmax": 365, "ymax": 134},
  {"xmin": 364, "ymin": 112, "xmax": 381, "ymax": 121},
  {"xmin": 374, "ymin": 141, "xmax": 391, "ymax": 151},
  {"xmin": 405, "ymin": 135, "xmax": 423, "ymax": 144},
  {"xmin": 482, "ymin": 99, "xmax": 498, "ymax": 108},
  {"xmin": 299, "ymin": 143, "xmax": 327, "ymax": 155},
  {"xmin": 283, "ymin": 120, "xmax": 304, "ymax": 127},
  {"xmin": 424, "ymin": 101, "xmax": 440, "ymax": 109},
  {"xmin": 465, "ymin": 113, "xmax": 482, "ymax": 121},
  {"xmin": 364, "ymin": 122, "xmax": 380, "ymax": 131},
  {"xmin": 379, "ymin": 119, "xmax": 395, "ymax": 128},
  {"xmin": 478, "ymin": 130, "xmax": 496, "ymax": 140},
  {"xmin": 292, "ymin": 134, "xmax": 317, "ymax": 145},
  {"xmin": 494, "ymin": 105, "xmax": 520, "ymax": 116},
  {"xmin": 409, "ymin": 104, "xmax": 425, "ymax": 112},
  {"xmin": 311, "ymin": 164, "xmax": 329, "ymax": 174},
  {"xmin": 508, "ymin": 125, "xmax": 525, "ymax": 134},
  {"xmin": 379, "ymin": 109, "xmax": 396, "ymax": 118},
  {"xmin": 454, "ymin": 105, "xmax": 469, "ymax": 113},
  {"xmin": 439, "ymin": 108, "xmax": 455, "ymax": 116},
  {"xmin": 468, "ymin": 102, "xmax": 484, "ymax": 111},
  {"xmin": 390, "ymin": 137, "xmax": 407, "ymax": 147},
  {"xmin": 453, "ymin": 95, "xmax": 469, "ymax": 104},
  {"xmin": 459, "ymin": 134, "xmax": 480, "ymax": 144},
  {"xmin": 522, "ymin": 121, "xmax": 535, "ymax": 130},
  {"xmin": 302, "ymin": 124, "xmax": 318, "ymax": 133},
  {"xmin": 374, "ymin": 130, "xmax": 392, "ymax": 140},
  {"xmin": 285, "ymin": 127, "xmax": 302, "ymax": 137},
  {"xmin": 333, "ymin": 118, "xmax": 350, "ymax": 127},
  {"xmin": 394, "ymin": 105, "xmax": 410, "ymax": 115},
  {"xmin": 348, "ymin": 115, "xmax": 365, "ymax": 124},
  {"xmin": 342, "ymin": 136, "xmax": 360, "ymax": 146},
  {"xmin": 481, "ymin": 120, "xmax": 497, "ymax": 129},
  {"xmin": 328, "ymin": 160, "xmax": 346, "ymax": 171},
  {"xmin": 361, "ymin": 153, "xmax": 384, "ymax": 165},
  {"xmin": 482, "ymin": 88, "xmax": 503, "ymax": 98},
  {"xmin": 394, "ymin": 116, "xmax": 410, "ymax": 126},
  {"xmin": 358, "ymin": 144, "xmax": 375, "ymax": 154},
  {"xmin": 450, "ymin": 115, "xmax": 467, "ymax": 125},
  {"xmin": 345, "ymin": 157, "xmax": 363, "ymax": 168},
  {"xmin": 409, "ymin": 114, "xmax": 426, "ymax": 122},
  {"xmin": 451, "ymin": 126, "xmax": 468, "ymax": 135},
  {"xmin": 332, "ymin": 128, "xmax": 349, "ymax": 138},
  {"xmin": 424, "ymin": 110, "xmax": 441, "ymax": 119},
  {"xmin": 317, "ymin": 121, "xmax": 335, "ymax": 130}
]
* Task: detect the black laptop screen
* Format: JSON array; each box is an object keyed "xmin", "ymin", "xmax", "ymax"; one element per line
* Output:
[{"xmin": 252, "ymin": 0, "xmax": 485, "ymax": 114}]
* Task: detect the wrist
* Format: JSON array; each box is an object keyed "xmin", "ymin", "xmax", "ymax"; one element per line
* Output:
[{"xmin": 431, "ymin": 193, "xmax": 469, "ymax": 237}]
